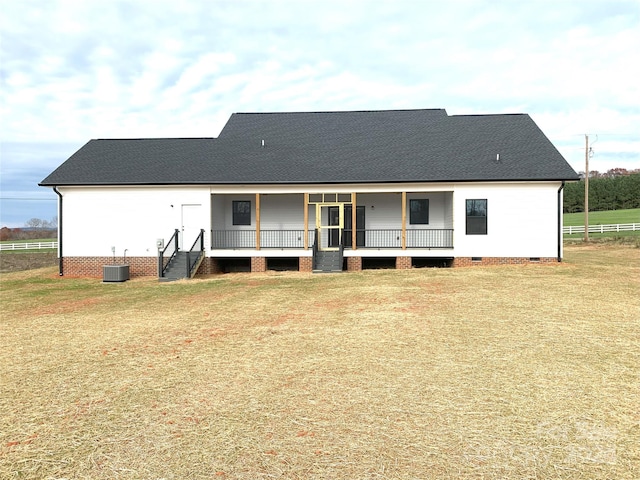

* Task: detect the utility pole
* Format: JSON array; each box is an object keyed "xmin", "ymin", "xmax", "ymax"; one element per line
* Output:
[{"xmin": 584, "ymin": 134, "xmax": 589, "ymax": 242}]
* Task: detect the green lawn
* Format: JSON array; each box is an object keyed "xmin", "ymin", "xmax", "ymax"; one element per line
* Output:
[
  {"xmin": 564, "ymin": 208, "xmax": 640, "ymax": 226},
  {"xmin": 0, "ymin": 238, "xmax": 57, "ymax": 244},
  {"xmin": 0, "ymin": 238, "xmax": 57, "ymax": 254}
]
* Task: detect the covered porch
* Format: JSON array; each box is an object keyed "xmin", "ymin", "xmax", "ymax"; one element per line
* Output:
[{"xmin": 210, "ymin": 191, "xmax": 454, "ymax": 251}]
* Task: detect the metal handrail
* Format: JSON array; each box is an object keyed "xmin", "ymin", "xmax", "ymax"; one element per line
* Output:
[
  {"xmin": 312, "ymin": 229, "xmax": 319, "ymax": 270},
  {"xmin": 338, "ymin": 231, "xmax": 344, "ymax": 271},
  {"xmin": 209, "ymin": 228, "xmax": 454, "ymax": 250},
  {"xmin": 186, "ymin": 229, "xmax": 205, "ymax": 277},
  {"xmin": 211, "ymin": 229, "xmax": 313, "ymax": 249},
  {"xmin": 159, "ymin": 229, "xmax": 179, "ymax": 278},
  {"xmin": 358, "ymin": 229, "xmax": 453, "ymax": 249}
]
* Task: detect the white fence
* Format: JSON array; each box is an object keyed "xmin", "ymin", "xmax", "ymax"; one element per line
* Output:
[
  {"xmin": 0, "ymin": 241, "xmax": 58, "ymax": 251},
  {"xmin": 563, "ymin": 223, "xmax": 640, "ymax": 235}
]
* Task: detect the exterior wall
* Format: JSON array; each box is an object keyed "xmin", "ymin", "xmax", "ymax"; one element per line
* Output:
[
  {"xmin": 63, "ymin": 256, "xmax": 156, "ymax": 278},
  {"xmin": 356, "ymin": 191, "xmax": 453, "ymax": 230},
  {"xmin": 62, "ymin": 256, "xmax": 224, "ymax": 278},
  {"xmin": 452, "ymin": 182, "xmax": 561, "ymax": 259},
  {"xmin": 212, "ymin": 194, "xmax": 309, "ymax": 249},
  {"xmin": 60, "ymin": 186, "xmax": 211, "ymax": 258},
  {"xmin": 261, "ymin": 194, "xmax": 305, "ymax": 229},
  {"xmin": 453, "ymin": 257, "xmax": 559, "ymax": 267},
  {"xmin": 357, "ymin": 193, "xmax": 402, "ymax": 229},
  {"xmin": 443, "ymin": 193, "xmax": 454, "ymax": 228},
  {"xmin": 406, "ymin": 192, "xmax": 452, "ymax": 229},
  {"xmin": 56, "ymin": 181, "xmax": 563, "ymax": 277},
  {"xmin": 212, "ymin": 194, "xmax": 305, "ymax": 230}
]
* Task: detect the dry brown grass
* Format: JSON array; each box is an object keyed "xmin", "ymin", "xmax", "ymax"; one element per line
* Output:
[{"xmin": 1, "ymin": 244, "xmax": 639, "ymax": 479}]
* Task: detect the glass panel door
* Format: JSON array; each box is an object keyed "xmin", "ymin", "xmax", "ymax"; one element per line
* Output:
[
  {"xmin": 344, "ymin": 206, "xmax": 365, "ymax": 248},
  {"xmin": 316, "ymin": 204, "xmax": 343, "ymax": 251}
]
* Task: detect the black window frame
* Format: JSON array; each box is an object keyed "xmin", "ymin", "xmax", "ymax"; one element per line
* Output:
[
  {"xmin": 232, "ymin": 200, "xmax": 251, "ymax": 226},
  {"xmin": 409, "ymin": 199, "xmax": 429, "ymax": 225},
  {"xmin": 466, "ymin": 199, "xmax": 487, "ymax": 235}
]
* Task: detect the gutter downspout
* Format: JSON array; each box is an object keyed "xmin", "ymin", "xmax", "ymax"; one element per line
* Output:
[
  {"xmin": 53, "ymin": 187, "xmax": 63, "ymax": 276},
  {"xmin": 557, "ymin": 181, "xmax": 565, "ymax": 262}
]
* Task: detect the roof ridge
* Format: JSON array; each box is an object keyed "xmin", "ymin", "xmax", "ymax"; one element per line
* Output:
[
  {"xmin": 449, "ymin": 113, "xmax": 529, "ymax": 117},
  {"xmin": 233, "ymin": 108, "xmax": 448, "ymax": 115},
  {"xmin": 92, "ymin": 137, "xmax": 216, "ymax": 141}
]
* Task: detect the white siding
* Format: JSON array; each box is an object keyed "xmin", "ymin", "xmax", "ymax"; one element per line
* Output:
[
  {"xmin": 444, "ymin": 193, "xmax": 453, "ymax": 228},
  {"xmin": 453, "ymin": 182, "xmax": 561, "ymax": 258},
  {"xmin": 357, "ymin": 193, "xmax": 402, "ymax": 229},
  {"xmin": 60, "ymin": 186, "xmax": 211, "ymax": 257},
  {"xmin": 353, "ymin": 192, "xmax": 453, "ymax": 230},
  {"xmin": 59, "ymin": 182, "xmax": 561, "ymax": 260},
  {"xmin": 212, "ymin": 194, "xmax": 255, "ymax": 229},
  {"xmin": 406, "ymin": 192, "xmax": 452, "ymax": 229},
  {"xmin": 260, "ymin": 194, "xmax": 305, "ymax": 229},
  {"xmin": 212, "ymin": 194, "xmax": 305, "ymax": 229}
]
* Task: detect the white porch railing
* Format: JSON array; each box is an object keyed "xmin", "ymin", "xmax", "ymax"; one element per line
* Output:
[
  {"xmin": 563, "ymin": 223, "xmax": 640, "ymax": 234},
  {"xmin": 0, "ymin": 241, "xmax": 58, "ymax": 251}
]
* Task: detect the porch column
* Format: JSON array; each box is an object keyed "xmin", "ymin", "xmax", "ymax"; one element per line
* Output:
[
  {"xmin": 352, "ymin": 192, "xmax": 357, "ymax": 250},
  {"xmin": 256, "ymin": 193, "xmax": 261, "ymax": 250},
  {"xmin": 401, "ymin": 191, "xmax": 407, "ymax": 250},
  {"xmin": 304, "ymin": 193, "xmax": 309, "ymax": 250}
]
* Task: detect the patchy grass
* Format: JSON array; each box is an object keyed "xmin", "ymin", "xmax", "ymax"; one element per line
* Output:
[
  {"xmin": 1, "ymin": 244, "xmax": 639, "ymax": 479},
  {"xmin": 564, "ymin": 234, "xmax": 640, "ymax": 247},
  {"xmin": 0, "ymin": 252, "xmax": 58, "ymax": 272}
]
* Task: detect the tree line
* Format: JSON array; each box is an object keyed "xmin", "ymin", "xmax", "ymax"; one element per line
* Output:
[
  {"xmin": 0, "ymin": 217, "xmax": 58, "ymax": 241},
  {"xmin": 563, "ymin": 171, "xmax": 640, "ymax": 213}
]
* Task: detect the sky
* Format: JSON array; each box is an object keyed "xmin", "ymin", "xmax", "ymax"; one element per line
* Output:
[{"xmin": 1, "ymin": 0, "xmax": 639, "ymax": 228}]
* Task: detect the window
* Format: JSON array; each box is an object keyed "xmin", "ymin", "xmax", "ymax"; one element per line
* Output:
[
  {"xmin": 466, "ymin": 199, "xmax": 487, "ymax": 235},
  {"xmin": 410, "ymin": 199, "xmax": 429, "ymax": 224},
  {"xmin": 232, "ymin": 200, "xmax": 251, "ymax": 225}
]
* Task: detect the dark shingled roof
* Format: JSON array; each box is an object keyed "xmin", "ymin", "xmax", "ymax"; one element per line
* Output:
[{"xmin": 40, "ymin": 109, "xmax": 579, "ymax": 186}]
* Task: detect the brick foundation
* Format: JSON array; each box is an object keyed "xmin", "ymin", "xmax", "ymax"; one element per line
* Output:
[
  {"xmin": 452, "ymin": 257, "xmax": 559, "ymax": 267},
  {"xmin": 198, "ymin": 257, "xmax": 222, "ymax": 275},
  {"xmin": 60, "ymin": 255, "xmax": 561, "ymax": 278},
  {"xmin": 347, "ymin": 256, "xmax": 362, "ymax": 271},
  {"xmin": 251, "ymin": 257, "xmax": 267, "ymax": 273},
  {"xmin": 62, "ymin": 256, "xmax": 157, "ymax": 278},
  {"xmin": 299, "ymin": 256, "xmax": 313, "ymax": 272},
  {"xmin": 396, "ymin": 256, "xmax": 412, "ymax": 269}
]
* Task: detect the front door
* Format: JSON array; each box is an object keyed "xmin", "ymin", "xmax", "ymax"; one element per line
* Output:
[
  {"xmin": 328, "ymin": 206, "xmax": 341, "ymax": 248},
  {"xmin": 181, "ymin": 204, "xmax": 202, "ymax": 249},
  {"xmin": 317, "ymin": 204, "xmax": 343, "ymax": 251},
  {"xmin": 344, "ymin": 205, "xmax": 365, "ymax": 247}
]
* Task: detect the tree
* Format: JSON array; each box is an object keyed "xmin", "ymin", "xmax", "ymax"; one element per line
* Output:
[
  {"xmin": 606, "ymin": 167, "xmax": 628, "ymax": 178},
  {"xmin": 23, "ymin": 218, "xmax": 57, "ymax": 239},
  {"xmin": 563, "ymin": 182, "xmax": 583, "ymax": 213},
  {"xmin": 25, "ymin": 218, "xmax": 43, "ymax": 229},
  {"xmin": 563, "ymin": 172, "xmax": 640, "ymax": 213}
]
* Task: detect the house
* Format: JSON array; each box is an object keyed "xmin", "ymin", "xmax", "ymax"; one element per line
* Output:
[{"xmin": 40, "ymin": 108, "xmax": 579, "ymax": 278}]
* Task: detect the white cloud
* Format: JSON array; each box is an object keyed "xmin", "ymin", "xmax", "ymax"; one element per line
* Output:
[{"xmin": 1, "ymin": 0, "xmax": 639, "ymax": 224}]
